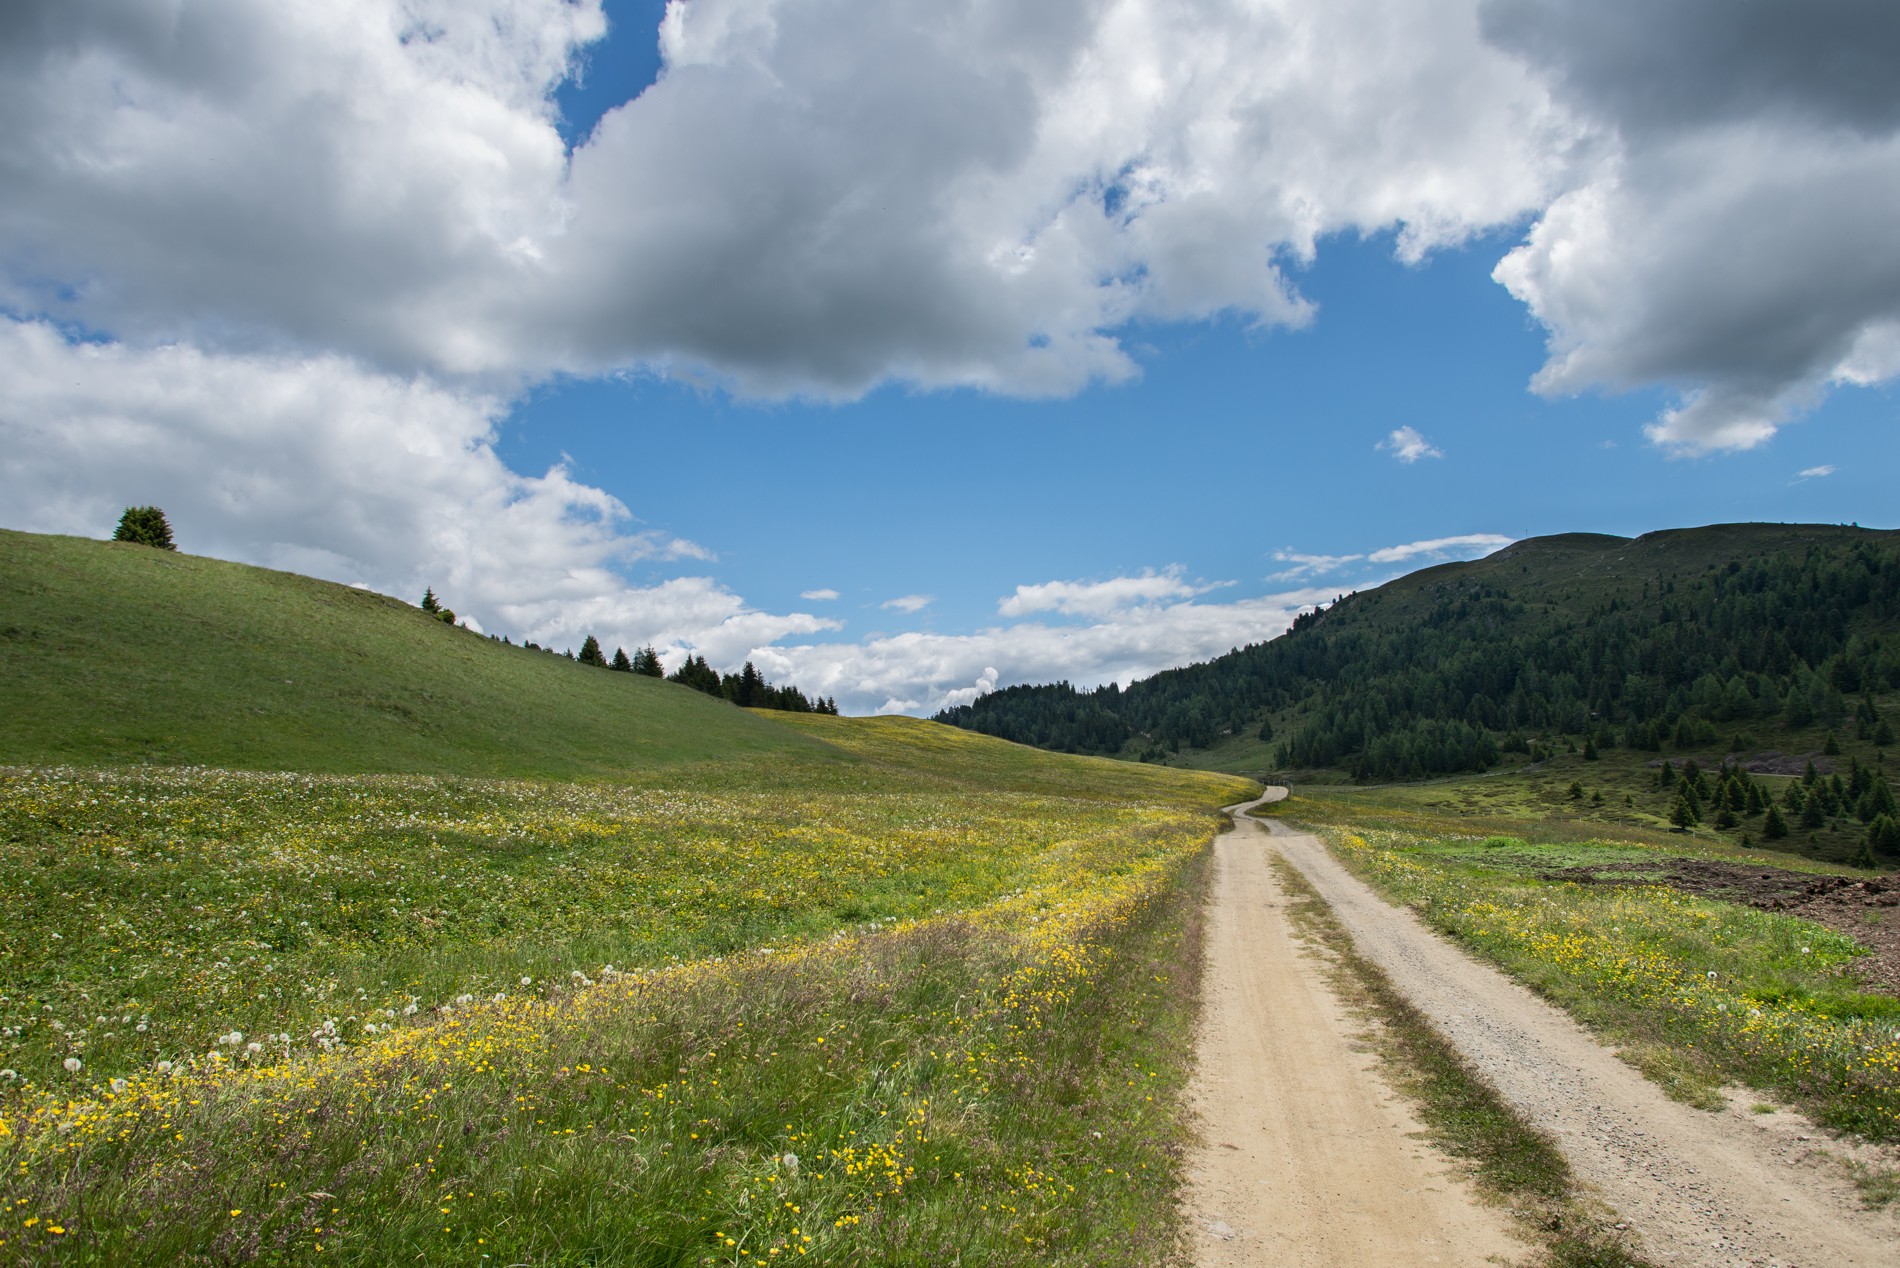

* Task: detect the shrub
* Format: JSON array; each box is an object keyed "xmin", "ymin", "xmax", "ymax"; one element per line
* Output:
[{"xmin": 112, "ymin": 506, "xmax": 176, "ymax": 550}]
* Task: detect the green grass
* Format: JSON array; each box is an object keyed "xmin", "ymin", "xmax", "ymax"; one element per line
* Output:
[
  {"xmin": 1274, "ymin": 793, "xmax": 1900, "ymax": 1139},
  {"xmin": 1272, "ymin": 724, "xmax": 1897, "ymax": 867},
  {"xmin": 765, "ymin": 713, "xmax": 1258, "ymax": 806},
  {"xmin": 1268, "ymin": 856, "xmax": 1654, "ymax": 1268},
  {"xmin": 0, "ymin": 714, "xmax": 1255, "ymax": 1265},
  {"xmin": 0, "ymin": 529, "xmax": 833, "ymax": 777}
]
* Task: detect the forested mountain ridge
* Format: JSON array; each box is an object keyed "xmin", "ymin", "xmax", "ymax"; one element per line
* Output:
[{"xmin": 933, "ymin": 523, "xmax": 1900, "ymax": 779}]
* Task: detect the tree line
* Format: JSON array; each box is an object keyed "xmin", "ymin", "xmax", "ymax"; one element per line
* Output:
[
  {"xmin": 425, "ymin": 598, "xmax": 839, "ymax": 715},
  {"xmin": 934, "ymin": 535, "xmax": 1900, "ymax": 781}
]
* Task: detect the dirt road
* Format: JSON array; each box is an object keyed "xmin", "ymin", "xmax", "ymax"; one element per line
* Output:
[
  {"xmin": 1181, "ymin": 789, "xmax": 1524, "ymax": 1266},
  {"xmin": 1202, "ymin": 794, "xmax": 1900, "ymax": 1267}
]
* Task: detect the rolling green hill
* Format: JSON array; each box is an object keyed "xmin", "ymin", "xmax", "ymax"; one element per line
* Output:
[
  {"xmin": 936, "ymin": 522, "xmax": 1900, "ymax": 781},
  {"xmin": 0, "ymin": 529, "xmax": 836, "ymax": 776}
]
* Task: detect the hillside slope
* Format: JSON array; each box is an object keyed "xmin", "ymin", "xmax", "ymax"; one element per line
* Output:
[
  {"xmin": 936, "ymin": 522, "xmax": 1900, "ymax": 778},
  {"xmin": 0, "ymin": 529, "xmax": 835, "ymax": 776}
]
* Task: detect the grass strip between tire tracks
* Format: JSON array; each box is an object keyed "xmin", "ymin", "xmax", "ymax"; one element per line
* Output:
[{"xmin": 1264, "ymin": 854, "xmax": 1656, "ymax": 1268}]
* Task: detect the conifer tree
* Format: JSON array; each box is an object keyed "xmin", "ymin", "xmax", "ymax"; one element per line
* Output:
[
  {"xmin": 1582, "ymin": 737, "xmax": 1598, "ymax": 761},
  {"xmin": 1871, "ymin": 813, "xmax": 1900, "ymax": 856},
  {"xmin": 1670, "ymin": 794, "xmax": 1699, "ymax": 829},
  {"xmin": 1860, "ymin": 779, "xmax": 1897, "ymax": 823},
  {"xmin": 1763, "ymin": 803, "xmax": 1790, "ymax": 840},
  {"xmin": 1852, "ymin": 835, "xmax": 1877, "ymax": 869},
  {"xmin": 632, "ymin": 646, "xmax": 665, "ymax": 677},
  {"xmin": 1824, "ymin": 732, "xmax": 1841, "ymax": 756},
  {"xmin": 1258, "ymin": 716, "xmax": 1274, "ymax": 742},
  {"xmin": 1800, "ymin": 792, "xmax": 1827, "ymax": 831},
  {"xmin": 1877, "ymin": 717, "xmax": 1895, "ymax": 747},
  {"xmin": 578, "ymin": 636, "xmax": 606, "ymax": 666},
  {"xmin": 422, "ymin": 587, "xmax": 439, "ymax": 614},
  {"xmin": 611, "ymin": 646, "xmax": 633, "ymax": 672},
  {"xmin": 113, "ymin": 506, "xmax": 176, "ymax": 549}
]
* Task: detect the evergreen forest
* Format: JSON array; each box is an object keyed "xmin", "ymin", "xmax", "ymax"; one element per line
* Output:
[{"xmin": 934, "ymin": 525, "xmax": 1900, "ymax": 781}]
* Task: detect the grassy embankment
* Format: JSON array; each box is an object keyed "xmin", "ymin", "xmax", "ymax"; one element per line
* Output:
[
  {"xmin": 1267, "ymin": 790, "xmax": 1900, "ymax": 1151},
  {"xmin": 0, "ymin": 530, "xmax": 1261, "ymax": 1264}
]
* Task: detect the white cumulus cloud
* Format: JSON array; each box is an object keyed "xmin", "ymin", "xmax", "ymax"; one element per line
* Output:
[
  {"xmin": 1366, "ymin": 534, "xmax": 1514, "ymax": 564},
  {"xmin": 750, "ymin": 587, "xmax": 1337, "ymax": 717},
  {"xmin": 0, "ymin": 318, "xmax": 843, "ymax": 667},
  {"xmin": 1377, "ymin": 426, "xmax": 1445, "ymax": 463},
  {"xmin": 881, "ymin": 594, "xmax": 934, "ymax": 614},
  {"xmin": 997, "ymin": 567, "xmax": 1215, "ymax": 618},
  {"xmin": 1484, "ymin": 0, "xmax": 1900, "ymax": 451},
  {"xmin": 800, "ymin": 588, "xmax": 841, "ymax": 601}
]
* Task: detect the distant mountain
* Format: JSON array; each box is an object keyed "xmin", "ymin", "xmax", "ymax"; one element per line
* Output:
[{"xmin": 934, "ymin": 523, "xmax": 1900, "ymax": 779}]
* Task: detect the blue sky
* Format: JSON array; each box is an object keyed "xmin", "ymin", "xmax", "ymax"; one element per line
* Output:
[
  {"xmin": 3, "ymin": 0, "xmax": 1896, "ymax": 713},
  {"xmin": 511, "ymin": 0, "xmax": 1895, "ymax": 645}
]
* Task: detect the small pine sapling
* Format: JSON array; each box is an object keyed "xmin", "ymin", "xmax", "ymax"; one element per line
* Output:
[
  {"xmin": 1763, "ymin": 803, "xmax": 1790, "ymax": 840},
  {"xmin": 113, "ymin": 506, "xmax": 176, "ymax": 550}
]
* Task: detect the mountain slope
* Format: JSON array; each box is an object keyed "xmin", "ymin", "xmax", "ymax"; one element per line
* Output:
[
  {"xmin": 0, "ymin": 529, "xmax": 835, "ymax": 776},
  {"xmin": 935, "ymin": 522, "xmax": 1900, "ymax": 779}
]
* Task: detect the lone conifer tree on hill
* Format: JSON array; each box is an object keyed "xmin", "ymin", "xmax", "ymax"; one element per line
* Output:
[{"xmin": 113, "ymin": 506, "xmax": 176, "ymax": 550}]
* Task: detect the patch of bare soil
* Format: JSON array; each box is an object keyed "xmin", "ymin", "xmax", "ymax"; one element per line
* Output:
[
  {"xmin": 1538, "ymin": 859, "xmax": 1900, "ymax": 994},
  {"xmin": 1643, "ymin": 752, "xmax": 1833, "ymax": 776}
]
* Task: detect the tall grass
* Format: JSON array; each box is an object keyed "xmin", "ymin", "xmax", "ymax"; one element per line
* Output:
[{"xmin": 1, "ymin": 814, "xmax": 1215, "ymax": 1265}]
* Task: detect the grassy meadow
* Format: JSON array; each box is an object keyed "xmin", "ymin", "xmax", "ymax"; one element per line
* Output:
[
  {"xmin": 0, "ymin": 710, "xmax": 1256, "ymax": 1265},
  {"xmin": 1270, "ymin": 791, "xmax": 1900, "ymax": 1144},
  {"xmin": 0, "ymin": 529, "xmax": 826, "ymax": 777}
]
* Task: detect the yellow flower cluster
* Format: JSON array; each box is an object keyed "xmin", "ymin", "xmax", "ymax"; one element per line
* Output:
[
  {"xmin": 0, "ymin": 756, "xmax": 1229, "ymax": 1262},
  {"xmin": 1330, "ymin": 829, "xmax": 1900, "ymax": 1137}
]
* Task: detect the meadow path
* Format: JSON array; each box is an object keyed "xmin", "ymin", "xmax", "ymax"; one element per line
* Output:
[
  {"xmin": 1181, "ymin": 788, "xmax": 1523, "ymax": 1266},
  {"xmin": 1240, "ymin": 797, "xmax": 1900, "ymax": 1267}
]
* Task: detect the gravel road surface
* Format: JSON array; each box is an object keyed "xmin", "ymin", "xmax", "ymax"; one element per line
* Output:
[
  {"xmin": 1252, "ymin": 797, "xmax": 1900, "ymax": 1267},
  {"xmin": 1182, "ymin": 788, "xmax": 1523, "ymax": 1265}
]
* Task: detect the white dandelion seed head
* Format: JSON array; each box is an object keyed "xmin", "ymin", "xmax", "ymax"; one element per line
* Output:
[
  {"xmin": 63, "ymin": 1057, "xmax": 82, "ymax": 1073},
  {"xmin": 520, "ymin": 976, "xmax": 533, "ymax": 987},
  {"xmin": 155, "ymin": 1061, "xmax": 172, "ymax": 1074},
  {"xmin": 110, "ymin": 1077, "xmax": 128, "ymax": 1092}
]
